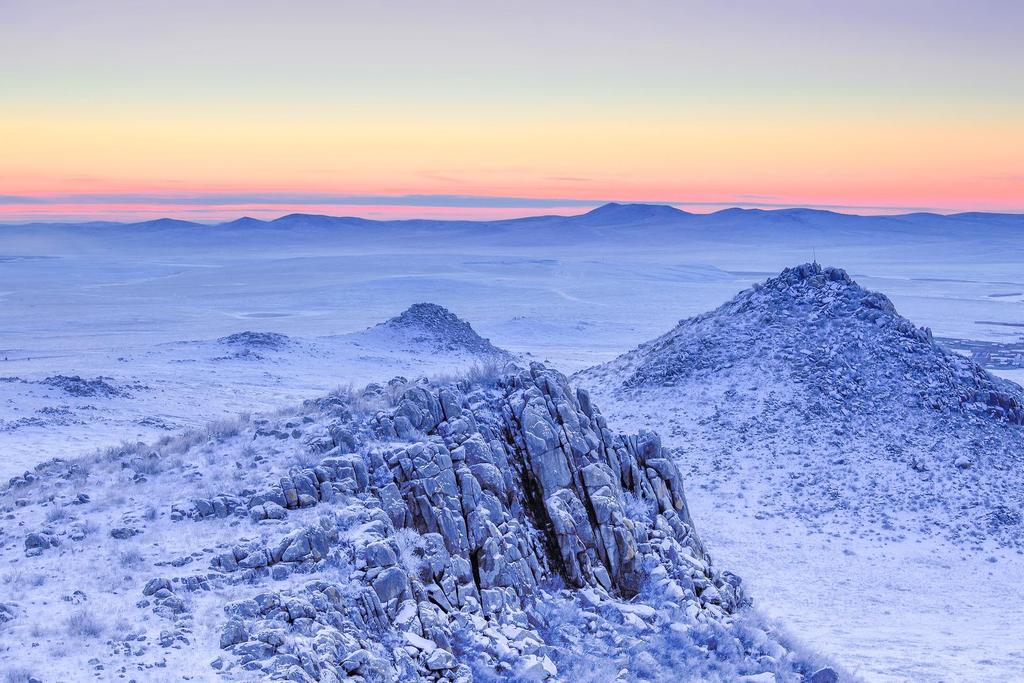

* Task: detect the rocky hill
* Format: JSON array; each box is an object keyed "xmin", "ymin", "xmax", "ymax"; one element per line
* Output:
[
  {"xmin": 579, "ymin": 263, "xmax": 1024, "ymax": 547},
  {"xmin": 362, "ymin": 303, "xmax": 512, "ymax": 360},
  {"xmin": 0, "ymin": 364, "xmax": 837, "ymax": 682}
]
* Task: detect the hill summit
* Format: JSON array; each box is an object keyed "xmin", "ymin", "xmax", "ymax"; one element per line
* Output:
[{"xmin": 576, "ymin": 202, "xmax": 690, "ymax": 225}]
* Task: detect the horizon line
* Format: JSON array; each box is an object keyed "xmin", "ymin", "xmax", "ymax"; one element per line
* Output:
[{"xmin": 2, "ymin": 195, "xmax": 1023, "ymax": 226}]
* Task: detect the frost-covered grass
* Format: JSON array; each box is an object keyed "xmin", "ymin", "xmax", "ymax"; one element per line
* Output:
[
  {"xmin": 392, "ymin": 527, "xmax": 427, "ymax": 577},
  {"xmin": 431, "ymin": 359, "xmax": 509, "ymax": 388},
  {"xmin": 522, "ymin": 591, "xmax": 848, "ymax": 683},
  {"xmin": 65, "ymin": 609, "xmax": 104, "ymax": 638},
  {"xmin": 0, "ymin": 401, "xmax": 326, "ymax": 680},
  {"xmin": 118, "ymin": 548, "xmax": 145, "ymax": 568},
  {"xmin": 43, "ymin": 506, "xmax": 70, "ymax": 524},
  {"xmin": 0, "ymin": 361, "xmax": 842, "ymax": 682},
  {"xmin": 2, "ymin": 571, "xmax": 46, "ymax": 590},
  {"xmin": 588, "ymin": 383, "xmax": 1024, "ymax": 681},
  {"xmin": 3, "ymin": 668, "xmax": 36, "ymax": 683},
  {"xmin": 621, "ymin": 491, "xmax": 655, "ymax": 524},
  {"xmin": 329, "ymin": 382, "xmax": 398, "ymax": 412}
]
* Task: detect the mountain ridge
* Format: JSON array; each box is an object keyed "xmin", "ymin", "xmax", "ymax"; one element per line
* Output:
[{"xmin": 4, "ymin": 202, "xmax": 1023, "ymax": 230}]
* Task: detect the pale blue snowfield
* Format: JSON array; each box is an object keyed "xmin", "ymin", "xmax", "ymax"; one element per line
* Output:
[{"xmin": 1, "ymin": 205, "xmax": 1023, "ymax": 681}]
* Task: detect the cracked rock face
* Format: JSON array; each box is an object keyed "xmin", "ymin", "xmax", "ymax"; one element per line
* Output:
[
  {"xmin": 369, "ymin": 364, "xmax": 715, "ymax": 607},
  {"xmin": 191, "ymin": 364, "xmax": 812, "ymax": 681}
]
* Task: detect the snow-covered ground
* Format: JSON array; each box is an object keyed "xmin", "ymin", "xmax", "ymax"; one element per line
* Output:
[
  {"xmin": 584, "ymin": 390, "xmax": 1024, "ymax": 682},
  {"xmin": 689, "ymin": 503, "xmax": 1024, "ymax": 681},
  {"xmin": 2, "ymin": 244, "xmax": 1021, "ymax": 479},
  {"xmin": 2, "ymin": 205, "xmax": 1023, "ymax": 681}
]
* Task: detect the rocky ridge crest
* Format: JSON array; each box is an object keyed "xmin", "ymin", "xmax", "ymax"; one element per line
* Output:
[{"xmin": 1, "ymin": 364, "xmax": 833, "ymax": 682}]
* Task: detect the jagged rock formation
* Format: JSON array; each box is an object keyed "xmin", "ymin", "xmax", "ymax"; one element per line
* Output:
[
  {"xmin": 372, "ymin": 303, "xmax": 510, "ymax": 359},
  {"xmin": 200, "ymin": 364, "xmax": 757, "ymax": 680},
  {"xmin": 0, "ymin": 364, "xmax": 833, "ymax": 682},
  {"xmin": 579, "ymin": 263, "xmax": 1024, "ymax": 546},
  {"xmin": 370, "ymin": 364, "xmax": 711, "ymax": 599}
]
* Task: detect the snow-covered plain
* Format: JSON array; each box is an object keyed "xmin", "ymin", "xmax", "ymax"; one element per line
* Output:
[{"xmin": 2, "ymin": 205, "xmax": 1023, "ymax": 681}]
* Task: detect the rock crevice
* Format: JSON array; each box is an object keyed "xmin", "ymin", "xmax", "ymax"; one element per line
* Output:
[{"xmin": 199, "ymin": 364, "xmax": 779, "ymax": 681}]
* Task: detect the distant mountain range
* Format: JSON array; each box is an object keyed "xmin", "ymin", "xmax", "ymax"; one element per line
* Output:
[{"xmin": 6, "ymin": 202, "xmax": 1024, "ymax": 230}]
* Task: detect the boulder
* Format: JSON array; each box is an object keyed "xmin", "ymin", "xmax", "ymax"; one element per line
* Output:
[{"xmin": 372, "ymin": 566, "xmax": 409, "ymax": 603}]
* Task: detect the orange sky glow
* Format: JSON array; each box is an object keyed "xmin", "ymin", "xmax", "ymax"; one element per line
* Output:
[{"xmin": 1, "ymin": 1, "xmax": 1021, "ymax": 222}]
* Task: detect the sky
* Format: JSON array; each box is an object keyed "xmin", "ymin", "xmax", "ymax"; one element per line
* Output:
[{"xmin": 1, "ymin": 0, "xmax": 1021, "ymax": 222}]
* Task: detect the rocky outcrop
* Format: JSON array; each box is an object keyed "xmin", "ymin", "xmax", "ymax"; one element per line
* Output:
[
  {"xmin": 198, "ymin": 365, "xmax": 811, "ymax": 681},
  {"xmin": 24, "ymin": 530, "xmax": 60, "ymax": 557},
  {"xmin": 6, "ymin": 360, "xmax": 828, "ymax": 680},
  {"xmin": 174, "ymin": 452, "xmax": 370, "ymax": 523}
]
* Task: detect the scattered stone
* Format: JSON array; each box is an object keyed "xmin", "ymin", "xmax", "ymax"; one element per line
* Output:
[
  {"xmin": 25, "ymin": 531, "xmax": 58, "ymax": 556},
  {"xmin": 810, "ymin": 667, "xmax": 840, "ymax": 683},
  {"xmin": 110, "ymin": 526, "xmax": 141, "ymax": 539}
]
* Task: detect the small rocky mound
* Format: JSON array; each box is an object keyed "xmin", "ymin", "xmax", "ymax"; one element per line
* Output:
[
  {"xmin": 40, "ymin": 374, "xmax": 128, "ymax": 398},
  {"xmin": 0, "ymin": 364, "xmax": 834, "ymax": 682},
  {"xmin": 218, "ymin": 331, "xmax": 292, "ymax": 350},
  {"xmin": 375, "ymin": 303, "xmax": 510, "ymax": 358}
]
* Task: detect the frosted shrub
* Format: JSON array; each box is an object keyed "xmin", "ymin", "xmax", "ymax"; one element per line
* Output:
[
  {"xmin": 0, "ymin": 571, "xmax": 43, "ymax": 590},
  {"xmin": 621, "ymin": 491, "xmax": 655, "ymax": 523},
  {"xmin": 431, "ymin": 359, "xmax": 508, "ymax": 390},
  {"xmin": 535, "ymin": 590, "xmax": 830, "ymax": 683},
  {"xmin": 119, "ymin": 549, "xmax": 145, "ymax": 568},
  {"xmin": 449, "ymin": 622, "xmax": 504, "ymax": 683},
  {"xmin": 44, "ymin": 505, "xmax": 70, "ymax": 523},
  {"xmin": 66, "ymin": 609, "xmax": 104, "ymax": 638},
  {"xmin": 111, "ymin": 617, "xmax": 139, "ymax": 642},
  {"xmin": 331, "ymin": 383, "xmax": 385, "ymax": 415},
  {"xmin": 67, "ymin": 460, "xmax": 92, "ymax": 485},
  {"xmin": 462, "ymin": 360, "xmax": 506, "ymax": 387},
  {"xmin": 555, "ymin": 655, "xmax": 621, "ymax": 683},
  {"xmin": 290, "ymin": 449, "xmax": 322, "ymax": 469},
  {"xmin": 204, "ymin": 417, "xmax": 244, "ymax": 442},
  {"xmin": 392, "ymin": 527, "xmax": 426, "ymax": 577}
]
